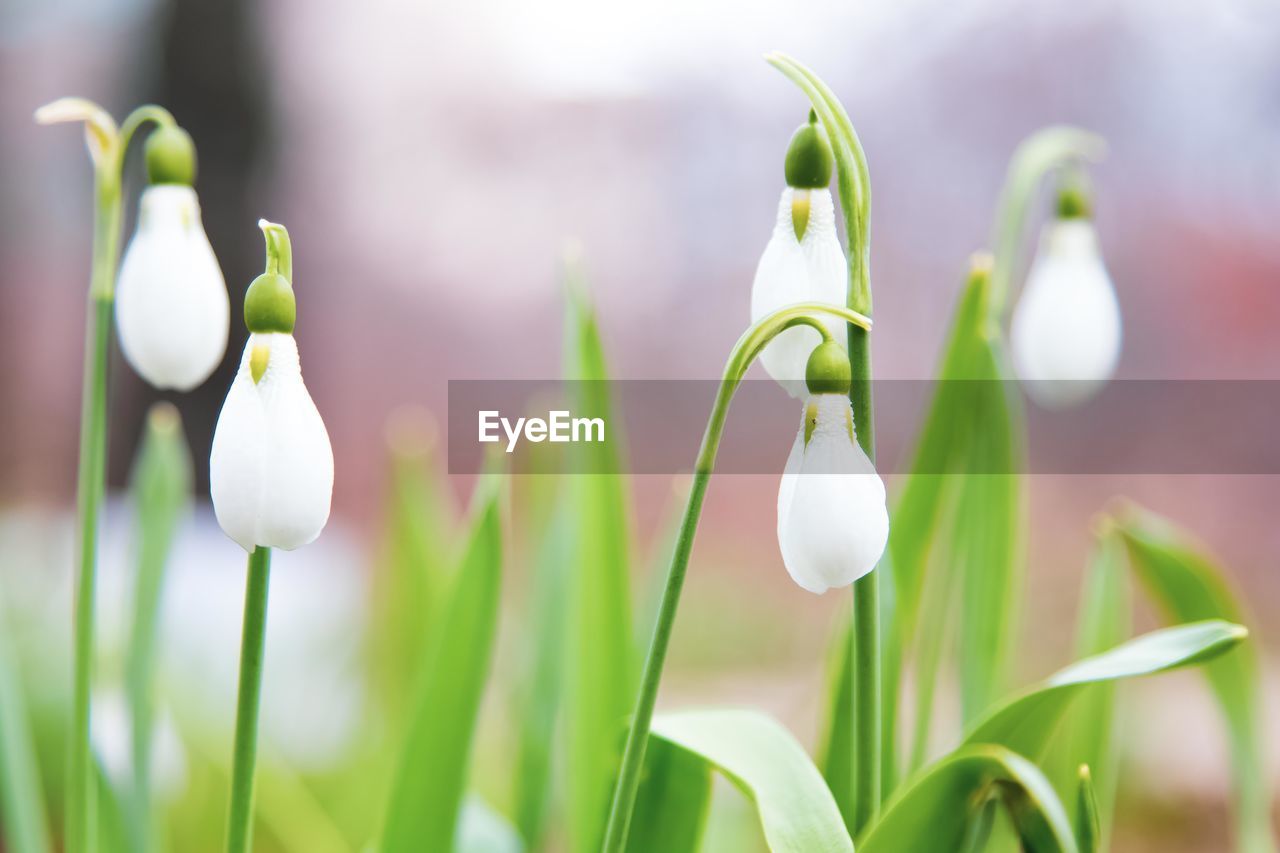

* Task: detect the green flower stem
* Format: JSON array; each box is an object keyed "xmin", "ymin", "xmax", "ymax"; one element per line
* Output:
[
  {"xmin": 847, "ymin": 323, "xmax": 880, "ymax": 835},
  {"xmin": 37, "ymin": 98, "xmax": 181, "ymax": 852},
  {"xmin": 258, "ymin": 220, "xmax": 293, "ymax": 283},
  {"xmin": 601, "ymin": 303, "xmax": 871, "ymax": 853},
  {"xmin": 67, "ymin": 149, "xmax": 123, "ymax": 853},
  {"xmin": 227, "ymin": 546, "xmax": 272, "ymax": 853},
  {"xmin": 986, "ymin": 126, "xmax": 1106, "ymax": 321}
]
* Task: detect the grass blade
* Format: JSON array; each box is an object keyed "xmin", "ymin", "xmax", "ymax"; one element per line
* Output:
[
  {"xmin": 652, "ymin": 710, "xmax": 854, "ymax": 853},
  {"xmin": 1114, "ymin": 504, "xmax": 1276, "ymax": 853},
  {"xmin": 963, "ymin": 620, "xmax": 1245, "ymax": 757},
  {"xmin": 562, "ymin": 260, "xmax": 635, "ymax": 852},
  {"xmin": 0, "ymin": 587, "xmax": 51, "ymax": 853},
  {"xmin": 513, "ymin": 498, "xmax": 571, "ymax": 848},
  {"xmin": 124, "ymin": 402, "xmax": 192, "ymax": 849},
  {"xmin": 380, "ymin": 478, "xmax": 504, "ymax": 851},
  {"xmin": 1075, "ymin": 765, "xmax": 1100, "ymax": 853},
  {"xmin": 862, "ymin": 745, "xmax": 1076, "ymax": 853}
]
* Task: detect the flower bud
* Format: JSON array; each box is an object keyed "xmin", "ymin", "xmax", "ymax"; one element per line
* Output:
[
  {"xmin": 777, "ymin": 394, "xmax": 888, "ymax": 594},
  {"xmin": 144, "ymin": 125, "xmax": 197, "ymax": 186},
  {"xmin": 115, "ymin": 185, "xmax": 229, "ymax": 390},
  {"xmin": 244, "ymin": 273, "xmax": 296, "ymax": 334},
  {"xmin": 1011, "ymin": 202, "xmax": 1121, "ymax": 408}
]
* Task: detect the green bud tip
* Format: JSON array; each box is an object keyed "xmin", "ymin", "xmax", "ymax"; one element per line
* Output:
[
  {"xmin": 784, "ymin": 112, "xmax": 833, "ymax": 190},
  {"xmin": 145, "ymin": 124, "xmax": 197, "ymax": 186},
  {"xmin": 805, "ymin": 339, "xmax": 850, "ymax": 395},
  {"xmin": 244, "ymin": 220, "xmax": 296, "ymax": 334},
  {"xmin": 1056, "ymin": 183, "xmax": 1092, "ymax": 220}
]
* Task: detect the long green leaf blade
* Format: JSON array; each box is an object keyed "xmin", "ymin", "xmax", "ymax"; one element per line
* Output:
[
  {"xmin": 863, "ymin": 745, "xmax": 1076, "ymax": 853},
  {"xmin": 124, "ymin": 402, "xmax": 192, "ymax": 850},
  {"xmin": 0, "ymin": 587, "xmax": 51, "ymax": 853},
  {"xmin": 625, "ymin": 737, "xmax": 711, "ymax": 853},
  {"xmin": 652, "ymin": 710, "xmax": 854, "ymax": 853},
  {"xmin": 562, "ymin": 261, "xmax": 635, "ymax": 852},
  {"xmin": 963, "ymin": 620, "xmax": 1245, "ymax": 757},
  {"xmin": 1114, "ymin": 505, "xmax": 1276, "ymax": 853},
  {"xmin": 381, "ymin": 479, "xmax": 504, "ymax": 852}
]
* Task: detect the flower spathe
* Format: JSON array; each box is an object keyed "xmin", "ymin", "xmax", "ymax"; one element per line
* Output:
[
  {"xmin": 1010, "ymin": 218, "xmax": 1121, "ymax": 408},
  {"xmin": 752, "ymin": 186, "xmax": 848, "ymax": 395},
  {"xmin": 210, "ymin": 332, "xmax": 333, "ymax": 552},
  {"xmin": 777, "ymin": 393, "xmax": 888, "ymax": 594},
  {"xmin": 116, "ymin": 184, "xmax": 229, "ymax": 390}
]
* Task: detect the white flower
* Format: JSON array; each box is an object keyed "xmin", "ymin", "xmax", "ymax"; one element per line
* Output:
[
  {"xmin": 116, "ymin": 185, "xmax": 229, "ymax": 391},
  {"xmin": 90, "ymin": 689, "xmax": 187, "ymax": 800},
  {"xmin": 210, "ymin": 333, "xmax": 333, "ymax": 551},
  {"xmin": 1011, "ymin": 218, "xmax": 1121, "ymax": 408},
  {"xmin": 752, "ymin": 187, "xmax": 847, "ymax": 395},
  {"xmin": 777, "ymin": 394, "xmax": 888, "ymax": 594}
]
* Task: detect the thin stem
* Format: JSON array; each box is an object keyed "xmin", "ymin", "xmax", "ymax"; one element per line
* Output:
[
  {"xmin": 600, "ymin": 303, "xmax": 869, "ymax": 852},
  {"xmin": 226, "ymin": 547, "xmax": 272, "ymax": 853},
  {"xmin": 118, "ymin": 105, "xmax": 177, "ymax": 159},
  {"xmin": 847, "ymin": 323, "xmax": 880, "ymax": 835},
  {"xmin": 258, "ymin": 220, "xmax": 293, "ymax": 283},
  {"xmin": 68, "ymin": 158, "xmax": 123, "ymax": 853}
]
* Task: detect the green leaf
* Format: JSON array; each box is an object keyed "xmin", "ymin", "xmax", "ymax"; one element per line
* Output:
[
  {"xmin": 562, "ymin": 260, "xmax": 635, "ymax": 852},
  {"xmin": 124, "ymin": 402, "xmax": 192, "ymax": 849},
  {"xmin": 963, "ymin": 620, "xmax": 1245, "ymax": 758},
  {"xmin": 957, "ymin": 337, "xmax": 1024, "ymax": 723},
  {"xmin": 1057, "ymin": 529, "xmax": 1130, "ymax": 849},
  {"xmin": 380, "ymin": 478, "xmax": 504, "ymax": 852},
  {"xmin": 1114, "ymin": 505, "xmax": 1276, "ymax": 853},
  {"xmin": 513, "ymin": 497, "xmax": 571, "ymax": 848},
  {"xmin": 1075, "ymin": 765, "xmax": 1100, "ymax": 853},
  {"xmin": 651, "ymin": 710, "xmax": 853, "ymax": 853},
  {"xmin": 372, "ymin": 411, "xmax": 455, "ymax": 736},
  {"xmin": 625, "ymin": 737, "xmax": 711, "ymax": 853},
  {"xmin": 862, "ymin": 745, "xmax": 1076, "ymax": 853},
  {"xmin": 0, "ymin": 588, "xmax": 51, "ymax": 853}
]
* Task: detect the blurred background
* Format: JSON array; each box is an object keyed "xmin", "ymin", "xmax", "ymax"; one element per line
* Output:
[{"xmin": 2, "ymin": 0, "xmax": 1278, "ymax": 849}]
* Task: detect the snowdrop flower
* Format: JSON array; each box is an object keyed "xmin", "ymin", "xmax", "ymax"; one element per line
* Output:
[
  {"xmin": 752, "ymin": 112, "xmax": 848, "ymax": 396},
  {"xmin": 116, "ymin": 125, "xmax": 229, "ymax": 390},
  {"xmin": 777, "ymin": 341, "xmax": 888, "ymax": 594},
  {"xmin": 1010, "ymin": 187, "xmax": 1121, "ymax": 408},
  {"xmin": 211, "ymin": 221, "xmax": 333, "ymax": 552}
]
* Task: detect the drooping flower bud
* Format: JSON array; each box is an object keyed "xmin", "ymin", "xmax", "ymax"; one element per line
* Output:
[
  {"xmin": 1010, "ymin": 185, "xmax": 1121, "ymax": 408},
  {"xmin": 115, "ymin": 127, "xmax": 228, "ymax": 391},
  {"xmin": 210, "ymin": 221, "xmax": 333, "ymax": 552},
  {"xmin": 752, "ymin": 114, "xmax": 847, "ymax": 397},
  {"xmin": 775, "ymin": 350, "xmax": 888, "ymax": 594}
]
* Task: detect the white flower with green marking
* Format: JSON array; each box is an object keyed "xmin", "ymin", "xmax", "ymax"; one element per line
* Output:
[
  {"xmin": 1011, "ymin": 196, "xmax": 1121, "ymax": 408},
  {"xmin": 752, "ymin": 114, "xmax": 847, "ymax": 396},
  {"xmin": 116, "ymin": 127, "xmax": 228, "ymax": 391},
  {"xmin": 210, "ymin": 222, "xmax": 333, "ymax": 552},
  {"xmin": 776, "ymin": 343, "xmax": 888, "ymax": 594}
]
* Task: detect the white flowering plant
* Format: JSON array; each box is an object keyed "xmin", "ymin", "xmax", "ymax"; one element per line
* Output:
[{"xmin": 1, "ymin": 54, "xmax": 1271, "ymax": 853}]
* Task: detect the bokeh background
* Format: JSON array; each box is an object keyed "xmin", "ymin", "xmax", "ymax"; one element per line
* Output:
[{"xmin": 2, "ymin": 0, "xmax": 1279, "ymax": 849}]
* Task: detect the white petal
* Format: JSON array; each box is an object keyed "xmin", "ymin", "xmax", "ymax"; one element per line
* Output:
[
  {"xmin": 210, "ymin": 334, "xmax": 334, "ymax": 551},
  {"xmin": 751, "ymin": 188, "xmax": 848, "ymax": 397},
  {"xmin": 116, "ymin": 185, "xmax": 229, "ymax": 391},
  {"xmin": 1011, "ymin": 220, "xmax": 1122, "ymax": 408},
  {"xmin": 776, "ymin": 395, "xmax": 888, "ymax": 594}
]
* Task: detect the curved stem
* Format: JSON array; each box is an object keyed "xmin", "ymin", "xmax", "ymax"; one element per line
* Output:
[
  {"xmin": 226, "ymin": 546, "xmax": 272, "ymax": 853},
  {"xmin": 600, "ymin": 303, "xmax": 867, "ymax": 852},
  {"xmin": 118, "ymin": 105, "xmax": 177, "ymax": 159},
  {"xmin": 987, "ymin": 126, "xmax": 1105, "ymax": 320},
  {"xmin": 258, "ymin": 220, "xmax": 293, "ymax": 283}
]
